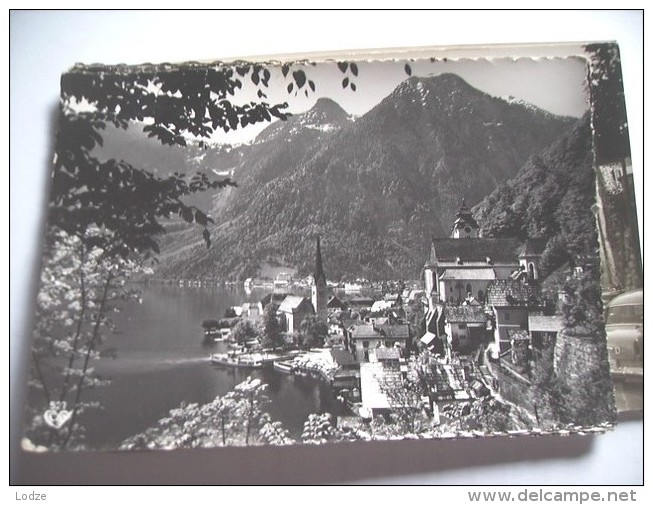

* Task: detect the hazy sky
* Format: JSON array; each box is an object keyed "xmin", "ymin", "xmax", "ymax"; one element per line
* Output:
[{"xmin": 212, "ymin": 55, "xmax": 589, "ymax": 144}]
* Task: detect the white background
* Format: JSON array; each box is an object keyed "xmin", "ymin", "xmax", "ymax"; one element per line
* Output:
[{"xmin": 6, "ymin": 8, "xmax": 646, "ymax": 492}]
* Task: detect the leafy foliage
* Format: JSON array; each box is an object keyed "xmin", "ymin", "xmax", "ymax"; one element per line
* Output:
[
  {"xmin": 299, "ymin": 315, "xmax": 328, "ymax": 350},
  {"xmin": 560, "ymin": 268, "xmax": 604, "ymax": 338},
  {"xmin": 258, "ymin": 413, "xmax": 295, "ymax": 446},
  {"xmin": 530, "ymin": 343, "xmax": 570, "ymax": 427},
  {"xmin": 404, "ymin": 298, "xmax": 426, "ymax": 351},
  {"xmin": 120, "ymin": 377, "xmax": 293, "ymax": 449},
  {"xmin": 27, "ymin": 61, "xmax": 296, "ymax": 451},
  {"xmin": 437, "ymin": 396, "xmax": 533, "ymax": 433},
  {"xmin": 230, "ymin": 319, "xmax": 261, "ymax": 346},
  {"xmin": 300, "ymin": 413, "xmax": 360, "ymax": 444},
  {"xmin": 258, "ymin": 303, "xmax": 284, "ymax": 348},
  {"xmin": 473, "ymin": 117, "xmax": 596, "ymax": 278},
  {"xmin": 54, "ymin": 63, "xmax": 290, "ymax": 257},
  {"xmin": 26, "ymin": 229, "xmax": 151, "ymax": 450},
  {"xmin": 378, "ymin": 370, "xmax": 427, "ymax": 434},
  {"xmin": 584, "ymin": 43, "xmax": 631, "ymax": 164}
]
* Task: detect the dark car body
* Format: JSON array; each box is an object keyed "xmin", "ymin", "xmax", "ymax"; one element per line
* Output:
[{"xmin": 605, "ymin": 289, "xmax": 643, "ymax": 379}]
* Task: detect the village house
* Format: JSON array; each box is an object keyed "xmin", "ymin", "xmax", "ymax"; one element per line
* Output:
[
  {"xmin": 348, "ymin": 324, "xmax": 378, "ymax": 362},
  {"xmin": 506, "ymin": 328, "xmax": 531, "ymax": 373},
  {"xmin": 347, "ymin": 295, "xmax": 375, "ymax": 311},
  {"xmin": 328, "ymin": 349, "xmax": 360, "ymax": 390},
  {"xmin": 240, "ymin": 302, "xmax": 262, "ymax": 319},
  {"xmin": 442, "ymin": 305, "xmax": 490, "ymax": 354},
  {"xmin": 328, "ymin": 313, "xmax": 345, "ymax": 335},
  {"xmin": 326, "ymin": 295, "xmax": 348, "ymax": 312},
  {"xmin": 370, "ymin": 347, "xmax": 408, "ymax": 378},
  {"xmin": 363, "ymin": 306, "xmax": 407, "ymax": 325},
  {"xmin": 486, "ymin": 279, "xmax": 541, "ymax": 357},
  {"xmin": 348, "ymin": 321, "xmax": 410, "ymax": 362},
  {"xmin": 326, "ymin": 313, "xmax": 347, "ymax": 348},
  {"xmin": 527, "ymin": 313, "xmax": 564, "ymax": 356},
  {"xmin": 377, "ymin": 322, "xmax": 410, "ymax": 349},
  {"xmin": 384, "ymin": 293, "xmax": 402, "ymax": 306}
]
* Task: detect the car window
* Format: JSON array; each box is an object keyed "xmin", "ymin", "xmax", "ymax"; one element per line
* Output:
[{"xmin": 606, "ymin": 304, "xmax": 643, "ymax": 325}]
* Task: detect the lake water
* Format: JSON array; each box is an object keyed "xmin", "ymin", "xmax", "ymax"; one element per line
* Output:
[{"xmin": 79, "ymin": 284, "xmax": 350, "ymax": 449}]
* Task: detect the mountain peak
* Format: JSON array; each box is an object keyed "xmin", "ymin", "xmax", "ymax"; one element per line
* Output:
[
  {"xmin": 253, "ymin": 98, "xmax": 348, "ymax": 144},
  {"xmin": 304, "ymin": 97, "xmax": 349, "ymax": 122},
  {"xmin": 427, "ymin": 72, "xmax": 471, "ymax": 87},
  {"xmin": 390, "ymin": 73, "xmax": 479, "ymax": 106}
]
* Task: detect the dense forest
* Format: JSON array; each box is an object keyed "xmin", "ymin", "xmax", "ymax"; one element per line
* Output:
[
  {"xmin": 473, "ymin": 116, "xmax": 596, "ymax": 280},
  {"xmin": 145, "ymin": 74, "xmax": 577, "ymax": 281}
]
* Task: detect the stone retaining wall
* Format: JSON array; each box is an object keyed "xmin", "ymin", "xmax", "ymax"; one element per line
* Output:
[{"xmin": 488, "ymin": 359, "xmax": 534, "ymax": 412}]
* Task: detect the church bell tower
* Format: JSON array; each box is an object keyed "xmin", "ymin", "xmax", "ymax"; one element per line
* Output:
[
  {"xmin": 451, "ymin": 198, "xmax": 480, "ymax": 239},
  {"xmin": 312, "ymin": 236, "xmax": 327, "ymax": 321}
]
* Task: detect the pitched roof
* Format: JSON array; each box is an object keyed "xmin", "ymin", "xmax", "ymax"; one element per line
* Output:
[
  {"xmin": 260, "ymin": 292, "xmax": 287, "ymax": 307},
  {"xmin": 462, "ymin": 297, "xmax": 481, "ymax": 306},
  {"xmin": 350, "ymin": 324, "xmax": 379, "ymax": 340},
  {"xmin": 486, "ymin": 279, "xmax": 540, "ymax": 307},
  {"xmin": 510, "ymin": 268, "xmax": 530, "ymax": 281},
  {"xmin": 443, "ymin": 305, "xmax": 487, "ymax": 324},
  {"xmin": 377, "ymin": 323, "xmax": 410, "ymax": 340},
  {"xmin": 420, "ymin": 331, "xmax": 437, "ymax": 345},
  {"xmin": 348, "ymin": 295, "xmax": 375, "ymax": 306},
  {"xmin": 431, "ymin": 237, "xmax": 521, "ymax": 264},
  {"xmin": 327, "ymin": 295, "xmax": 347, "ymax": 309},
  {"xmin": 371, "ymin": 300, "xmax": 393, "ymax": 312},
  {"xmin": 439, "ymin": 268, "xmax": 497, "ymax": 280},
  {"xmin": 424, "ymin": 242, "xmax": 438, "ymax": 269},
  {"xmin": 528, "ymin": 314, "xmax": 564, "ymax": 332},
  {"xmin": 343, "ymin": 318, "xmax": 365, "ymax": 329},
  {"xmin": 277, "ymin": 295, "xmax": 311, "ymax": 313}
]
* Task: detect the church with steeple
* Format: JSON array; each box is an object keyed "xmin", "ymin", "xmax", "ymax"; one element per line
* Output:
[
  {"xmin": 421, "ymin": 198, "xmax": 547, "ymax": 358},
  {"xmin": 423, "ymin": 198, "xmax": 544, "ymax": 306},
  {"xmin": 450, "ymin": 198, "xmax": 480, "ymax": 239},
  {"xmin": 312, "ymin": 236, "xmax": 328, "ymax": 322}
]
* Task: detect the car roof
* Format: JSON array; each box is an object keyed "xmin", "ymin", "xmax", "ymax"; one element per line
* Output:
[{"xmin": 608, "ymin": 289, "xmax": 643, "ymax": 307}]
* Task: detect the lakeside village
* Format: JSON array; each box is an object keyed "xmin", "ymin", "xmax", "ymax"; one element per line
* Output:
[{"xmin": 195, "ymin": 200, "xmax": 608, "ymax": 437}]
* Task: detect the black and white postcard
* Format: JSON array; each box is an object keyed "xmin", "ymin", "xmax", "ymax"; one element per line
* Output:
[{"xmin": 21, "ymin": 42, "xmax": 641, "ymax": 453}]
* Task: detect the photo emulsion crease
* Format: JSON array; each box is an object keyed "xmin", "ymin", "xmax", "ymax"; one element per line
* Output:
[{"xmin": 20, "ymin": 43, "xmax": 642, "ymax": 454}]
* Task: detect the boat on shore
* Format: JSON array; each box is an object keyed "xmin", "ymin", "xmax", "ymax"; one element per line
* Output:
[
  {"xmin": 273, "ymin": 360, "xmax": 296, "ymax": 374},
  {"xmin": 210, "ymin": 352, "xmax": 264, "ymax": 369}
]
